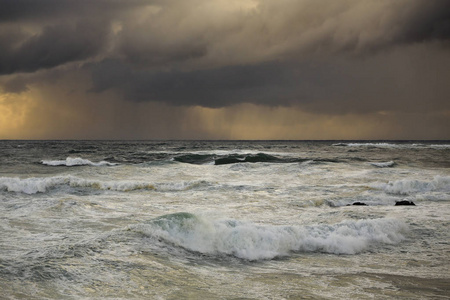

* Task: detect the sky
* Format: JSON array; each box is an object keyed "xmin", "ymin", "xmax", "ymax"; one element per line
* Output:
[{"xmin": 0, "ymin": 0, "xmax": 449, "ymax": 140}]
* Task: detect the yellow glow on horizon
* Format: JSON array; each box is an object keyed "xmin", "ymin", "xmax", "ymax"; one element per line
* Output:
[
  {"xmin": 0, "ymin": 86, "xmax": 447, "ymax": 140},
  {"xmin": 184, "ymin": 104, "xmax": 400, "ymax": 140},
  {"xmin": 0, "ymin": 92, "xmax": 35, "ymax": 139}
]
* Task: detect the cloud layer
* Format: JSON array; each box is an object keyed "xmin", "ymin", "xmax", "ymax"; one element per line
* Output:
[{"xmin": 0, "ymin": 0, "xmax": 449, "ymax": 139}]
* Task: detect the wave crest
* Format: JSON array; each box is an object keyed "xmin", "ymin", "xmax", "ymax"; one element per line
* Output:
[
  {"xmin": 333, "ymin": 143, "xmax": 450, "ymax": 149},
  {"xmin": 371, "ymin": 176, "xmax": 450, "ymax": 195},
  {"xmin": 0, "ymin": 176, "xmax": 212, "ymax": 194},
  {"xmin": 0, "ymin": 176, "xmax": 155, "ymax": 194},
  {"xmin": 370, "ymin": 161, "xmax": 395, "ymax": 168},
  {"xmin": 132, "ymin": 213, "xmax": 407, "ymax": 260},
  {"xmin": 41, "ymin": 157, "xmax": 117, "ymax": 167}
]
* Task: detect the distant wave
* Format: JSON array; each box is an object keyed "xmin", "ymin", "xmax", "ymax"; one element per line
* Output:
[
  {"xmin": 173, "ymin": 152, "xmax": 306, "ymax": 165},
  {"xmin": 0, "ymin": 176, "xmax": 211, "ymax": 194},
  {"xmin": 333, "ymin": 142, "xmax": 397, "ymax": 148},
  {"xmin": 41, "ymin": 157, "xmax": 117, "ymax": 167},
  {"xmin": 173, "ymin": 154, "xmax": 215, "ymax": 165},
  {"xmin": 334, "ymin": 143, "xmax": 450, "ymax": 149},
  {"xmin": 0, "ymin": 176, "xmax": 214, "ymax": 194},
  {"xmin": 427, "ymin": 144, "xmax": 450, "ymax": 149},
  {"xmin": 371, "ymin": 176, "xmax": 450, "ymax": 195},
  {"xmin": 214, "ymin": 153, "xmax": 285, "ymax": 165},
  {"xmin": 0, "ymin": 176, "xmax": 154, "ymax": 194},
  {"xmin": 40, "ymin": 152, "xmax": 363, "ymax": 166},
  {"xmin": 131, "ymin": 213, "xmax": 407, "ymax": 260},
  {"xmin": 370, "ymin": 161, "xmax": 395, "ymax": 168}
]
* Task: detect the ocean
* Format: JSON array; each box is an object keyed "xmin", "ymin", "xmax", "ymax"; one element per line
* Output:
[{"xmin": 0, "ymin": 140, "xmax": 449, "ymax": 299}]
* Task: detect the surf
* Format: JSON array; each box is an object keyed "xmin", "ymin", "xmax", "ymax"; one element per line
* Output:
[
  {"xmin": 130, "ymin": 213, "xmax": 408, "ymax": 260},
  {"xmin": 41, "ymin": 157, "xmax": 117, "ymax": 167}
]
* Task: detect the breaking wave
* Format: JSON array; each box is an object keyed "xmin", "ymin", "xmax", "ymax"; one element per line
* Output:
[
  {"xmin": 370, "ymin": 161, "xmax": 395, "ymax": 168},
  {"xmin": 131, "ymin": 213, "xmax": 407, "ymax": 260},
  {"xmin": 0, "ymin": 176, "xmax": 155, "ymax": 194},
  {"xmin": 334, "ymin": 143, "xmax": 450, "ymax": 149},
  {"xmin": 41, "ymin": 157, "xmax": 117, "ymax": 167},
  {"xmin": 371, "ymin": 176, "xmax": 450, "ymax": 195},
  {"xmin": 333, "ymin": 142, "xmax": 398, "ymax": 148},
  {"xmin": 0, "ymin": 176, "xmax": 211, "ymax": 194},
  {"xmin": 427, "ymin": 144, "xmax": 450, "ymax": 149}
]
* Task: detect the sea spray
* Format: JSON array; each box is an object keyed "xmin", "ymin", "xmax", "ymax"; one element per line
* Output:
[{"xmin": 131, "ymin": 213, "xmax": 408, "ymax": 260}]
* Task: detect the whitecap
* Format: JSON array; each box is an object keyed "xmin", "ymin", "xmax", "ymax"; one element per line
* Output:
[
  {"xmin": 0, "ymin": 176, "xmax": 156, "ymax": 194},
  {"xmin": 131, "ymin": 213, "xmax": 408, "ymax": 260},
  {"xmin": 333, "ymin": 143, "xmax": 450, "ymax": 149},
  {"xmin": 0, "ymin": 176, "xmax": 69, "ymax": 194},
  {"xmin": 41, "ymin": 157, "xmax": 117, "ymax": 167},
  {"xmin": 370, "ymin": 161, "xmax": 395, "ymax": 168},
  {"xmin": 333, "ymin": 143, "xmax": 400, "ymax": 148},
  {"xmin": 429, "ymin": 144, "xmax": 450, "ymax": 149},
  {"xmin": 0, "ymin": 175, "xmax": 216, "ymax": 194},
  {"xmin": 371, "ymin": 175, "xmax": 450, "ymax": 195}
]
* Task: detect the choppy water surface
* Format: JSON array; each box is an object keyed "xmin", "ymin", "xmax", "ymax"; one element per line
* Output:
[{"xmin": 1, "ymin": 140, "xmax": 449, "ymax": 299}]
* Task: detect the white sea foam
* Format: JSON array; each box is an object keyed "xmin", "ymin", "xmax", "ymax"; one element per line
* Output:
[
  {"xmin": 133, "ymin": 213, "xmax": 407, "ymax": 260},
  {"xmin": 156, "ymin": 180, "xmax": 210, "ymax": 191},
  {"xmin": 370, "ymin": 161, "xmax": 395, "ymax": 168},
  {"xmin": 0, "ymin": 176, "xmax": 155, "ymax": 194},
  {"xmin": 41, "ymin": 157, "xmax": 117, "ymax": 167},
  {"xmin": 429, "ymin": 144, "xmax": 450, "ymax": 149},
  {"xmin": 371, "ymin": 176, "xmax": 450, "ymax": 195},
  {"xmin": 334, "ymin": 143, "xmax": 450, "ymax": 149},
  {"xmin": 333, "ymin": 143, "xmax": 400, "ymax": 148},
  {"xmin": 0, "ymin": 176, "xmax": 213, "ymax": 194},
  {"xmin": 0, "ymin": 176, "xmax": 68, "ymax": 194}
]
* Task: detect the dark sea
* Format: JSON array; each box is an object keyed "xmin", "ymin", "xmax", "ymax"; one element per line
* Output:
[{"xmin": 1, "ymin": 140, "xmax": 449, "ymax": 299}]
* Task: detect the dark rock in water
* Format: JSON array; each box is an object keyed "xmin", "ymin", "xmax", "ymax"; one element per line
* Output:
[
  {"xmin": 350, "ymin": 202, "xmax": 367, "ymax": 206},
  {"xmin": 395, "ymin": 200, "xmax": 416, "ymax": 206}
]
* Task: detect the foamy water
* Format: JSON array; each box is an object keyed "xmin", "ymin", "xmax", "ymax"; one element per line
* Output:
[
  {"xmin": 131, "ymin": 213, "xmax": 407, "ymax": 259},
  {"xmin": 0, "ymin": 140, "xmax": 449, "ymax": 299},
  {"xmin": 41, "ymin": 157, "xmax": 118, "ymax": 166}
]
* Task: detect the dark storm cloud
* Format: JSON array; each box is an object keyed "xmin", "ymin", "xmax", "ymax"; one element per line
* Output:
[
  {"xmin": 88, "ymin": 0, "xmax": 449, "ymax": 112},
  {"xmin": 0, "ymin": 0, "xmax": 149, "ymax": 21},
  {"xmin": 89, "ymin": 59, "xmax": 295, "ymax": 107},
  {"xmin": 0, "ymin": 0, "xmax": 149, "ymax": 75},
  {"xmin": 1, "ymin": 0, "xmax": 449, "ymax": 76},
  {"xmin": 399, "ymin": 0, "xmax": 450, "ymax": 43},
  {"xmin": 1, "ymin": 0, "xmax": 449, "ymax": 113},
  {"xmin": 0, "ymin": 0, "xmax": 449, "ymax": 140},
  {"xmin": 0, "ymin": 20, "xmax": 110, "ymax": 75},
  {"xmin": 88, "ymin": 45, "xmax": 450, "ymax": 113},
  {"xmin": 110, "ymin": 0, "xmax": 450, "ymax": 72}
]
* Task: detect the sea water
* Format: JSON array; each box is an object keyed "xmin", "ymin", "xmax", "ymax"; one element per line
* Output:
[{"xmin": 0, "ymin": 140, "xmax": 449, "ymax": 299}]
